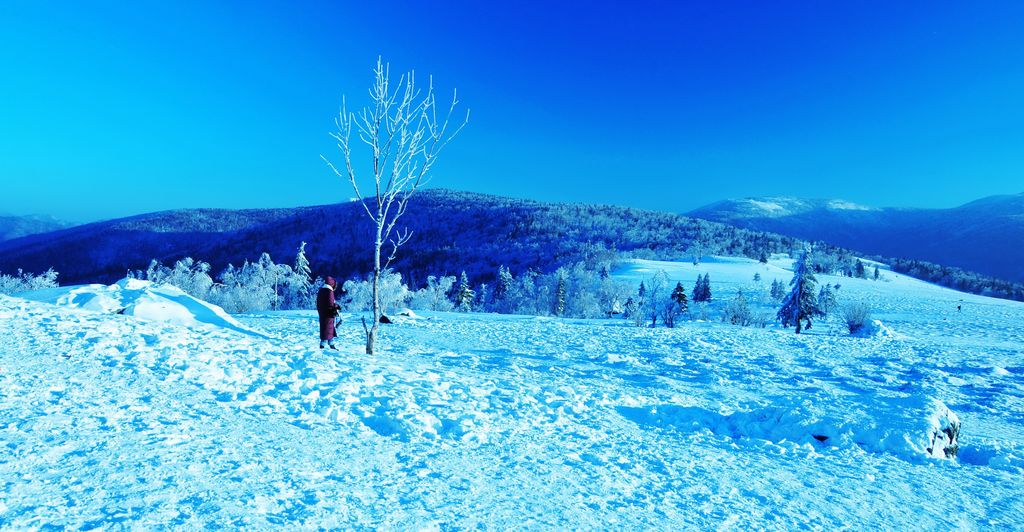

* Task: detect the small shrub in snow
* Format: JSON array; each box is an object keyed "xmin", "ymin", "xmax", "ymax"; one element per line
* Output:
[
  {"xmin": 842, "ymin": 302, "xmax": 872, "ymax": 334},
  {"xmin": 409, "ymin": 275, "xmax": 455, "ymax": 311},
  {"xmin": 752, "ymin": 309, "xmax": 773, "ymax": 328},
  {"xmin": 0, "ymin": 268, "xmax": 59, "ymax": 295},
  {"xmin": 691, "ymin": 302, "xmax": 710, "ymax": 321},
  {"xmin": 722, "ymin": 290, "xmax": 752, "ymax": 326},
  {"xmin": 343, "ymin": 270, "xmax": 409, "ymax": 315}
]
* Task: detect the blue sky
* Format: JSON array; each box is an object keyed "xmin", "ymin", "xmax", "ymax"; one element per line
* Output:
[{"xmin": 2, "ymin": 1, "xmax": 1023, "ymax": 221}]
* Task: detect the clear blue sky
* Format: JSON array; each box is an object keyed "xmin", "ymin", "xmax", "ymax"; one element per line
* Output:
[{"xmin": 2, "ymin": 1, "xmax": 1023, "ymax": 221}]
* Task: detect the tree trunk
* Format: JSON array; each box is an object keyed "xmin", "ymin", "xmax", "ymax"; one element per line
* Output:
[
  {"xmin": 795, "ymin": 318, "xmax": 803, "ymax": 334},
  {"xmin": 367, "ymin": 228, "xmax": 383, "ymax": 355}
]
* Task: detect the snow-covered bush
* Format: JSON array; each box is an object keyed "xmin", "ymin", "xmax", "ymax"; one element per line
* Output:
[
  {"xmin": 842, "ymin": 302, "xmax": 872, "ymax": 334},
  {"xmin": 210, "ymin": 260, "xmax": 281, "ymax": 313},
  {"xmin": 168, "ymin": 258, "xmax": 214, "ymax": 300},
  {"xmin": 722, "ymin": 290, "xmax": 753, "ymax": 326},
  {"xmin": 409, "ymin": 275, "xmax": 456, "ymax": 311},
  {"xmin": 0, "ymin": 268, "xmax": 59, "ymax": 295},
  {"xmin": 343, "ymin": 270, "xmax": 409, "ymax": 314},
  {"xmin": 640, "ymin": 271, "xmax": 670, "ymax": 327}
]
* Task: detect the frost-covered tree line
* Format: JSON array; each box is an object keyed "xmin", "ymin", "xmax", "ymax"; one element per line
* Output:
[
  {"xmin": 339, "ymin": 261, "xmax": 633, "ymax": 320},
  {"xmin": 136, "ymin": 243, "xmax": 320, "ymax": 313},
  {"xmin": 0, "ymin": 268, "xmax": 59, "ymax": 295}
]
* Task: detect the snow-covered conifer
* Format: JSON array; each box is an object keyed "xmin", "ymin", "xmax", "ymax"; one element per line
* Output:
[
  {"xmin": 456, "ymin": 271, "xmax": 475, "ymax": 312},
  {"xmin": 553, "ymin": 272, "xmax": 566, "ymax": 316},
  {"xmin": 818, "ymin": 283, "xmax": 837, "ymax": 317},
  {"xmin": 777, "ymin": 250, "xmax": 824, "ymax": 333},
  {"xmin": 288, "ymin": 242, "xmax": 314, "ymax": 309}
]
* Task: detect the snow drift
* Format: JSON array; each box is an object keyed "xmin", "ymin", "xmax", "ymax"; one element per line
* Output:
[
  {"xmin": 19, "ymin": 279, "xmax": 260, "ymax": 336},
  {"xmin": 620, "ymin": 395, "xmax": 960, "ymax": 462}
]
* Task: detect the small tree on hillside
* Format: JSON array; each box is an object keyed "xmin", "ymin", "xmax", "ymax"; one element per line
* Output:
[
  {"xmin": 493, "ymin": 265, "xmax": 513, "ymax": 311},
  {"xmin": 664, "ymin": 281, "xmax": 688, "ymax": 327},
  {"xmin": 818, "ymin": 283, "xmax": 837, "ymax": 317},
  {"xmin": 289, "ymin": 241, "xmax": 314, "ymax": 309},
  {"xmin": 770, "ymin": 279, "xmax": 786, "ymax": 302},
  {"xmin": 777, "ymin": 249, "xmax": 824, "ymax": 333},
  {"xmin": 456, "ymin": 271, "xmax": 475, "ymax": 312},
  {"xmin": 633, "ymin": 282, "xmax": 648, "ymax": 327},
  {"xmin": 553, "ymin": 271, "xmax": 567, "ymax": 316},
  {"xmin": 642, "ymin": 271, "xmax": 669, "ymax": 327},
  {"xmin": 722, "ymin": 289, "xmax": 752, "ymax": 326},
  {"xmin": 855, "ymin": 259, "xmax": 867, "ymax": 279},
  {"xmin": 692, "ymin": 274, "xmax": 712, "ymax": 303},
  {"xmin": 323, "ymin": 57, "xmax": 469, "ymax": 354}
]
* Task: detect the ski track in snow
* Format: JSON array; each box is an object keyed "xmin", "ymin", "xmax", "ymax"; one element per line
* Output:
[{"xmin": 1, "ymin": 259, "xmax": 1023, "ymax": 528}]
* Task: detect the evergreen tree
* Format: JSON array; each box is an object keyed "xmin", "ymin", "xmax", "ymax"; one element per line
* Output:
[
  {"xmin": 759, "ymin": 252, "xmax": 769, "ymax": 264},
  {"xmin": 553, "ymin": 273, "xmax": 567, "ymax": 316},
  {"xmin": 477, "ymin": 283, "xmax": 490, "ymax": 311},
  {"xmin": 698, "ymin": 274, "xmax": 712, "ymax": 302},
  {"xmin": 623, "ymin": 297, "xmax": 637, "ymax": 320},
  {"xmin": 456, "ymin": 271, "xmax": 475, "ymax": 312},
  {"xmin": 494, "ymin": 265, "xmax": 513, "ymax": 303},
  {"xmin": 753, "ymin": 272, "xmax": 761, "ymax": 283},
  {"xmin": 855, "ymin": 259, "xmax": 867, "ymax": 279},
  {"xmin": 663, "ymin": 281, "xmax": 688, "ymax": 327},
  {"xmin": 633, "ymin": 282, "xmax": 648, "ymax": 327},
  {"xmin": 818, "ymin": 283, "xmax": 837, "ymax": 317},
  {"xmin": 290, "ymin": 241, "xmax": 314, "ymax": 309},
  {"xmin": 671, "ymin": 282, "xmax": 688, "ymax": 313},
  {"xmin": 777, "ymin": 250, "xmax": 824, "ymax": 333},
  {"xmin": 770, "ymin": 279, "xmax": 786, "ymax": 301},
  {"xmin": 873, "ymin": 265, "xmax": 880, "ymax": 281}
]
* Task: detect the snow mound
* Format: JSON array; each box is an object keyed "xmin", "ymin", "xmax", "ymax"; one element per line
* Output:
[
  {"xmin": 620, "ymin": 395, "xmax": 960, "ymax": 461},
  {"xmin": 868, "ymin": 319, "xmax": 900, "ymax": 339},
  {"xmin": 20, "ymin": 279, "xmax": 260, "ymax": 336},
  {"xmin": 850, "ymin": 319, "xmax": 903, "ymax": 340}
]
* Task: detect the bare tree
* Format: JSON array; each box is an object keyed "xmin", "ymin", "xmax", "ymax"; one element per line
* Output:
[{"xmin": 323, "ymin": 58, "xmax": 468, "ymax": 354}]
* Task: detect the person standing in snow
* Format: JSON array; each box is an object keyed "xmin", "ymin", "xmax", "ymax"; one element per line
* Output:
[{"xmin": 316, "ymin": 276, "xmax": 341, "ymax": 349}]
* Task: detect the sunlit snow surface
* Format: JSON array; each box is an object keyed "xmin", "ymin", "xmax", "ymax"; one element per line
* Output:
[{"xmin": 1, "ymin": 258, "xmax": 1022, "ymax": 528}]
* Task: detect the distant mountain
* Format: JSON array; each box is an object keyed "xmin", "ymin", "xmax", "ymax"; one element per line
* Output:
[
  {"xmin": 689, "ymin": 193, "xmax": 1024, "ymax": 283},
  {"xmin": 0, "ymin": 214, "xmax": 70, "ymax": 242},
  {"xmin": 0, "ymin": 190, "xmax": 798, "ymax": 286}
]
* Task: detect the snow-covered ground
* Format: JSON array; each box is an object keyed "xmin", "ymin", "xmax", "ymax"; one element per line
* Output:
[{"xmin": 1, "ymin": 258, "xmax": 1022, "ymax": 528}]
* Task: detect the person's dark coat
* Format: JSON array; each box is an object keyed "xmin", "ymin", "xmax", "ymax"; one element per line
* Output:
[{"xmin": 316, "ymin": 277, "xmax": 340, "ymax": 341}]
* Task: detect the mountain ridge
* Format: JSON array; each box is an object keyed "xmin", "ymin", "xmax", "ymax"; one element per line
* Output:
[{"xmin": 689, "ymin": 193, "xmax": 1024, "ymax": 282}]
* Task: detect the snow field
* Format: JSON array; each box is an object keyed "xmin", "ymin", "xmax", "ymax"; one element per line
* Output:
[{"xmin": 1, "ymin": 256, "xmax": 1022, "ymax": 528}]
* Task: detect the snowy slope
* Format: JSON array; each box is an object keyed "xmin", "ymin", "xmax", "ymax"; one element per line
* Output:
[{"xmin": 1, "ymin": 257, "xmax": 1022, "ymax": 528}]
